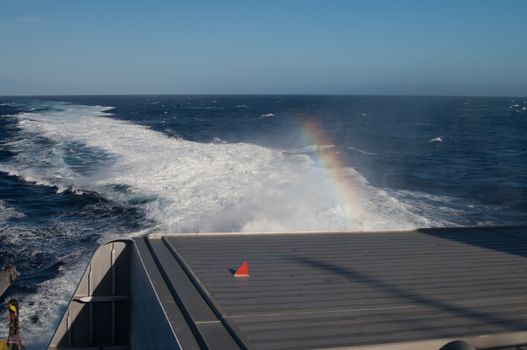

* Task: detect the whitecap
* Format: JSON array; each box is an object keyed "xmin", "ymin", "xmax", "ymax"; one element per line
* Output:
[
  {"xmin": 212, "ymin": 137, "xmax": 227, "ymax": 144},
  {"xmin": 347, "ymin": 146, "xmax": 378, "ymax": 156}
]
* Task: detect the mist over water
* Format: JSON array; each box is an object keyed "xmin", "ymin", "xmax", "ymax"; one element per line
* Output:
[{"xmin": 0, "ymin": 95, "xmax": 526, "ymax": 348}]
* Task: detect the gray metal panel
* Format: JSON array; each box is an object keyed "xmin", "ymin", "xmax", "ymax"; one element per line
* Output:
[
  {"xmin": 161, "ymin": 226, "xmax": 527, "ymax": 350},
  {"xmin": 129, "ymin": 238, "xmax": 196, "ymax": 350},
  {"xmin": 90, "ymin": 243, "xmax": 113, "ymax": 296},
  {"xmin": 147, "ymin": 237, "xmax": 244, "ymax": 349},
  {"xmin": 148, "ymin": 239, "xmax": 219, "ymax": 323},
  {"xmin": 49, "ymin": 241, "xmax": 131, "ymax": 350}
]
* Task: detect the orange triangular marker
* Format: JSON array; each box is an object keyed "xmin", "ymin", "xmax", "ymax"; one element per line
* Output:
[{"xmin": 234, "ymin": 261, "xmax": 249, "ymax": 278}]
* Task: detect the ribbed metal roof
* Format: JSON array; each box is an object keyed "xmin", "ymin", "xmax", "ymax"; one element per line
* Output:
[{"xmin": 138, "ymin": 226, "xmax": 527, "ymax": 349}]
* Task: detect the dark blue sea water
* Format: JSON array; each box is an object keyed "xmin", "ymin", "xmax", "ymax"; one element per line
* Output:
[{"xmin": 0, "ymin": 95, "xmax": 526, "ymax": 347}]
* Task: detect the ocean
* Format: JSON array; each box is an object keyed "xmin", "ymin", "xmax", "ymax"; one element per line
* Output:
[{"xmin": 0, "ymin": 95, "xmax": 526, "ymax": 348}]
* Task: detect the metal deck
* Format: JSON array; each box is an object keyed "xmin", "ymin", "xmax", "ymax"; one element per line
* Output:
[
  {"xmin": 48, "ymin": 226, "xmax": 527, "ymax": 349},
  {"xmin": 140, "ymin": 226, "xmax": 527, "ymax": 349}
]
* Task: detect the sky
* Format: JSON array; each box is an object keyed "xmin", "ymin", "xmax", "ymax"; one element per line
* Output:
[{"xmin": 1, "ymin": 0, "xmax": 527, "ymax": 96}]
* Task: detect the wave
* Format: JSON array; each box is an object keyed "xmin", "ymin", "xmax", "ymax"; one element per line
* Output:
[
  {"xmin": 181, "ymin": 106, "xmax": 223, "ymax": 110},
  {"xmin": 3, "ymin": 102, "xmax": 435, "ymax": 233},
  {"xmin": 285, "ymin": 145, "xmax": 335, "ymax": 155},
  {"xmin": 389, "ymin": 190, "xmax": 501, "ymax": 226},
  {"xmin": 0, "ymin": 200, "xmax": 88, "ymax": 347},
  {"xmin": 0, "ymin": 199, "xmax": 25, "ymax": 223},
  {"xmin": 347, "ymin": 145, "xmax": 378, "ymax": 156},
  {"xmin": 289, "ymin": 145, "xmax": 378, "ymax": 157}
]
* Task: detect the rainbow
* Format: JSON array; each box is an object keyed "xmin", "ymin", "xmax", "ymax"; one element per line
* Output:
[{"xmin": 301, "ymin": 119, "xmax": 362, "ymax": 226}]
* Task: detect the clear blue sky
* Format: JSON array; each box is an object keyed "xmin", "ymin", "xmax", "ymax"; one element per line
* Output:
[{"xmin": 1, "ymin": 0, "xmax": 526, "ymax": 96}]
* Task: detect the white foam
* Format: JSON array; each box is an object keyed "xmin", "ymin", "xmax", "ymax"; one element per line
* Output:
[
  {"xmin": 260, "ymin": 113, "xmax": 275, "ymax": 118},
  {"xmin": 5, "ymin": 103, "xmax": 433, "ymax": 233},
  {"xmin": 347, "ymin": 145, "xmax": 378, "ymax": 156},
  {"xmin": 389, "ymin": 189, "xmax": 498, "ymax": 226},
  {"xmin": 428, "ymin": 136, "xmax": 443, "ymax": 143}
]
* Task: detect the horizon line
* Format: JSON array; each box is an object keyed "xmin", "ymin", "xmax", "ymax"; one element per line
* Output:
[{"xmin": 1, "ymin": 93, "xmax": 525, "ymax": 99}]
